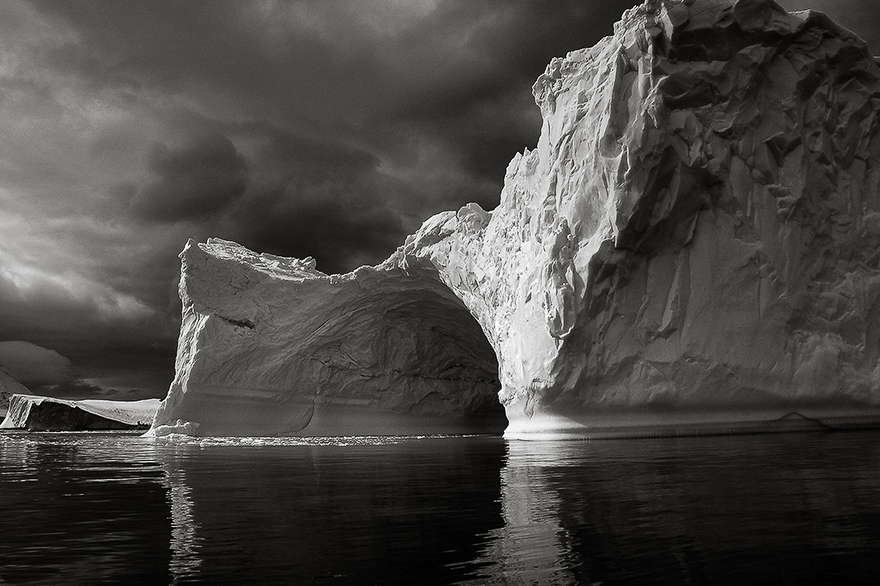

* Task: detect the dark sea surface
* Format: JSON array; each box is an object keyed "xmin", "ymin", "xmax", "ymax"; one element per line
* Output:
[{"xmin": 1, "ymin": 430, "xmax": 879, "ymax": 585}]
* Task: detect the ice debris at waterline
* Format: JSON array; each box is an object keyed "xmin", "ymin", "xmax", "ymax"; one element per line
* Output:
[
  {"xmin": 1, "ymin": 395, "xmax": 160, "ymax": 432},
  {"xmin": 152, "ymin": 0, "xmax": 880, "ymax": 439}
]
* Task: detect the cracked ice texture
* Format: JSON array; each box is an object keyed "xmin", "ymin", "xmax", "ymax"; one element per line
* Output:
[{"xmin": 153, "ymin": 0, "xmax": 880, "ymax": 437}]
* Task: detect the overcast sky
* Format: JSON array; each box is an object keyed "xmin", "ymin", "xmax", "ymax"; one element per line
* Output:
[{"xmin": 0, "ymin": 0, "xmax": 877, "ymax": 399}]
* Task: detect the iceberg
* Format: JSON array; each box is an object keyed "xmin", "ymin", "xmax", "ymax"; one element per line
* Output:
[
  {"xmin": 1, "ymin": 394, "xmax": 160, "ymax": 432},
  {"xmin": 0, "ymin": 370, "xmax": 31, "ymax": 417},
  {"xmin": 152, "ymin": 0, "xmax": 880, "ymax": 437},
  {"xmin": 150, "ymin": 240, "xmax": 506, "ymax": 436}
]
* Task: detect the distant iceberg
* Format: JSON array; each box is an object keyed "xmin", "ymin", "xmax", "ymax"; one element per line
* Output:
[
  {"xmin": 0, "ymin": 369, "xmax": 31, "ymax": 417},
  {"xmin": 1, "ymin": 394, "xmax": 160, "ymax": 431}
]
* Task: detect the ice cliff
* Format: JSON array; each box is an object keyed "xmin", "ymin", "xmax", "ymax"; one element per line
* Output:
[
  {"xmin": 152, "ymin": 0, "xmax": 880, "ymax": 437},
  {"xmin": 1, "ymin": 395, "xmax": 160, "ymax": 431},
  {"xmin": 0, "ymin": 369, "xmax": 31, "ymax": 416}
]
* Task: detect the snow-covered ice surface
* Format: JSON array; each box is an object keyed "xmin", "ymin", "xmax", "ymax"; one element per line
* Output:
[{"xmin": 1, "ymin": 395, "xmax": 160, "ymax": 431}]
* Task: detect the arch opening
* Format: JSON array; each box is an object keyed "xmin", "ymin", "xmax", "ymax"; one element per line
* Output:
[{"xmin": 301, "ymin": 273, "xmax": 507, "ymax": 435}]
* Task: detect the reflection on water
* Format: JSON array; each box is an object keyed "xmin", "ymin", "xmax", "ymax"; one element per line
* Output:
[
  {"xmin": 469, "ymin": 434, "xmax": 880, "ymax": 585},
  {"xmin": 154, "ymin": 435, "xmax": 505, "ymax": 585},
  {"xmin": 161, "ymin": 449, "xmax": 202, "ymax": 581},
  {"xmin": 1, "ymin": 430, "xmax": 879, "ymax": 584},
  {"xmin": 0, "ymin": 432, "xmax": 172, "ymax": 584},
  {"xmin": 464, "ymin": 449, "xmax": 578, "ymax": 585}
]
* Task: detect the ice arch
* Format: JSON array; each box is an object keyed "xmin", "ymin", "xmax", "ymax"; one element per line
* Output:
[{"xmin": 151, "ymin": 239, "xmax": 506, "ymax": 436}]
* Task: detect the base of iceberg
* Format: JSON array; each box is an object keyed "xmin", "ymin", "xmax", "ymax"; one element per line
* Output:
[
  {"xmin": 150, "ymin": 392, "xmax": 508, "ymax": 437},
  {"xmin": 0, "ymin": 394, "xmax": 161, "ymax": 432},
  {"xmin": 503, "ymin": 407, "xmax": 880, "ymax": 440}
]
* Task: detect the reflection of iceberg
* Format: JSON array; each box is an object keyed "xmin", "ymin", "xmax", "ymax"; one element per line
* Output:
[
  {"xmin": 154, "ymin": 443, "xmax": 204, "ymax": 583},
  {"xmin": 462, "ymin": 441, "xmax": 578, "ymax": 585},
  {"xmin": 147, "ymin": 436, "xmax": 507, "ymax": 583},
  {"xmin": 165, "ymin": 469, "xmax": 203, "ymax": 581},
  {"xmin": 471, "ymin": 434, "xmax": 880, "ymax": 584}
]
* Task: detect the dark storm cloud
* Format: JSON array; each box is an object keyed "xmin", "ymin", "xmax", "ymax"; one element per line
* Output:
[
  {"xmin": 0, "ymin": 266, "xmax": 177, "ymax": 395},
  {"xmin": 29, "ymin": 0, "xmax": 366, "ymax": 135},
  {"xmin": 377, "ymin": 0, "xmax": 639, "ymax": 181},
  {"xmin": 216, "ymin": 128, "xmax": 408, "ymax": 273},
  {"xmin": 224, "ymin": 185, "xmax": 406, "ymax": 274},
  {"xmin": 0, "ymin": 341, "xmax": 72, "ymax": 387},
  {"xmin": 30, "ymin": 0, "xmax": 642, "ymax": 216},
  {"xmin": 130, "ymin": 134, "xmax": 249, "ymax": 222}
]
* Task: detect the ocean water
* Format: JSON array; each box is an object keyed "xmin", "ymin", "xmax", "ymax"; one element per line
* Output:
[{"xmin": 0, "ymin": 430, "xmax": 878, "ymax": 585}]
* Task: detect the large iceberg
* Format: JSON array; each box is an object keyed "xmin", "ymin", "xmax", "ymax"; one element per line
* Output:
[
  {"xmin": 152, "ymin": 0, "xmax": 880, "ymax": 437},
  {"xmin": 1, "ymin": 395, "xmax": 160, "ymax": 432}
]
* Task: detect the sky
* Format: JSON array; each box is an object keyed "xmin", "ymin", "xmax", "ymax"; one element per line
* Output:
[{"xmin": 0, "ymin": 0, "xmax": 878, "ymax": 399}]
